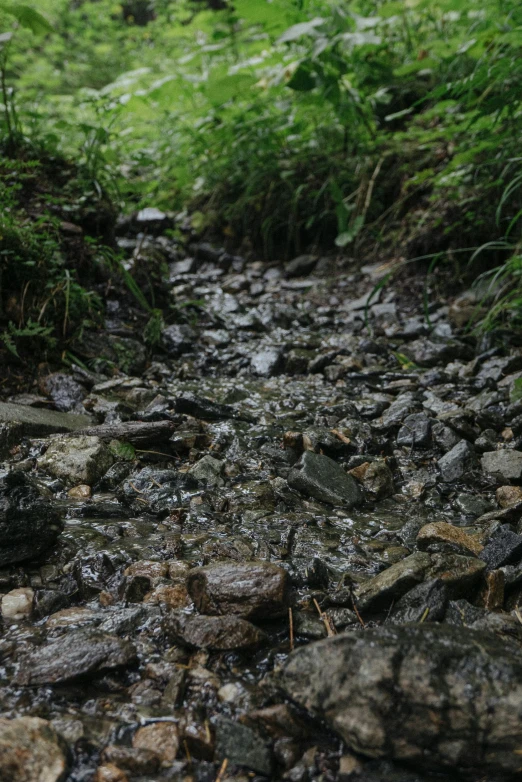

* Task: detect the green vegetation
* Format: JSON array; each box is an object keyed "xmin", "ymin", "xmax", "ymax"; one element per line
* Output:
[{"xmin": 1, "ymin": 0, "xmax": 522, "ymax": 357}]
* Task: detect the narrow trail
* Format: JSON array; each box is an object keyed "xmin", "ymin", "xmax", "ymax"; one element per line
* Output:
[{"xmin": 2, "ymin": 226, "xmax": 522, "ymax": 782}]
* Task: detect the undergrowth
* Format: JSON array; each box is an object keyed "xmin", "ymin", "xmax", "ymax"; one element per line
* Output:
[{"xmin": 0, "ymin": 0, "xmax": 521, "ymax": 335}]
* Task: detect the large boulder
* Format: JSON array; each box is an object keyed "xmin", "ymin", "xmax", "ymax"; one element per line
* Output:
[
  {"xmin": 280, "ymin": 624, "xmax": 522, "ymax": 777},
  {"xmin": 0, "ymin": 472, "xmax": 64, "ymax": 566}
]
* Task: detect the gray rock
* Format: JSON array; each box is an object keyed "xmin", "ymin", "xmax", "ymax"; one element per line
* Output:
[
  {"xmin": 404, "ymin": 339, "xmax": 470, "ymax": 367},
  {"xmin": 376, "ymin": 394, "xmax": 416, "ymax": 429},
  {"xmin": 15, "ymin": 630, "xmax": 137, "ymax": 686},
  {"xmin": 480, "ymin": 525, "xmax": 522, "ymax": 569},
  {"xmin": 396, "ymin": 413, "xmax": 431, "ymax": 448},
  {"xmin": 288, "ymin": 451, "xmax": 361, "ymax": 509},
  {"xmin": 431, "ymin": 421, "xmax": 461, "ymax": 452},
  {"xmin": 0, "ymin": 401, "xmax": 90, "ymax": 438},
  {"xmin": 428, "ymin": 553, "xmax": 486, "ymax": 598},
  {"xmin": 187, "ymin": 561, "xmax": 288, "ymax": 619},
  {"xmin": 119, "ymin": 467, "xmax": 198, "ymax": 514},
  {"xmin": 284, "ymin": 254, "xmax": 318, "ymax": 278},
  {"xmin": 215, "ymin": 717, "xmax": 272, "ymax": 775},
  {"xmin": 188, "ymin": 454, "xmax": 224, "ymax": 486},
  {"xmin": 437, "ymin": 440, "xmax": 476, "ymax": 482},
  {"xmin": 280, "ymin": 624, "xmax": 522, "ymax": 777},
  {"xmin": 164, "ymin": 612, "xmax": 266, "ymax": 650},
  {"xmin": 0, "ymin": 472, "xmax": 64, "ymax": 567},
  {"xmin": 354, "ymin": 553, "xmax": 431, "ymax": 613},
  {"xmin": 251, "ymin": 347, "xmax": 284, "ymax": 377},
  {"xmin": 161, "ymin": 323, "xmax": 197, "ymax": 357},
  {"xmin": 39, "ymin": 373, "xmax": 86, "ymax": 412},
  {"xmin": 481, "ymin": 449, "xmax": 522, "ymax": 481},
  {"xmin": 38, "ymin": 435, "xmax": 113, "ymax": 486},
  {"xmin": 388, "ymin": 579, "xmax": 448, "ymax": 624},
  {"xmin": 0, "ymin": 717, "xmax": 68, "ymax": 782}
]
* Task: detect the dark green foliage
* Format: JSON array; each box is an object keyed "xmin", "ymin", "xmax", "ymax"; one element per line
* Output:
[{"xmin": 0, "ymin": 0, "xmax": 521, "ymax": 332}]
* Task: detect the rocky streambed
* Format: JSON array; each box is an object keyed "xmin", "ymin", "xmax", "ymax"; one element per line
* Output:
[{"xmin": 2, "ymin": 225, "xmax": 522, "ymax": 781}]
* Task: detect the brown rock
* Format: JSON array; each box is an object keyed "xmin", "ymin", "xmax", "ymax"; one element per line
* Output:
[
  {"xmin": 132, "ymin": 723, "xmax": 179, "ymax": 765},
  {"xmin": 496, "ymin": 485, "xmax": 522, "ymax": 508},
  {"xmin": 477, "ymin": 570, "xmax": 505, "ymax": 611},
  {"xmin": 124, "ymin": 560, "xmax": 169, "ymax": 582},
  {"xmin": 187, "ymin": 561, "xmax": 288, "ymax": 619},
  {"xmin": 428, "ymin": 554, "xmax": 486, "ymax": 598},
  {"xmin": 164, "ymin": 612, "xmax": 267, "ymax": 651},
  {"xmin": 94, "ymin": 764, "xmax": 128, "ymax": 782},
  {"xmin": 0, "ymin": 717, "xmax": 68, "ymax": 782},
  {"xmin": 417, "ymin": 522, "xmax": 483, "ymax": 556},
  {"xmin": 167, "ymin": 560, "xmax": 191, "ymax": 581},
  {"xmin": 144, "ymin": 583, "xmax": 190, "ymax": 608},
  {"xmin": 67, "ymin": 484, "xmax": 91, "ymax": 499},
  {"xmin": 101, "ymin": 745, "xmax": 160, "ymax": 774},
  {"xmin": 241, "ymin": 705, "xmax": 308, "ymax": 739}
]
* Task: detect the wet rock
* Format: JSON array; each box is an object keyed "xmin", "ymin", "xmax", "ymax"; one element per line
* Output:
[
  {"xmin": 39, "ymin": 372, "xmax": 86, "ymax": 412},
  {"xmin": 215, "ymin": 717, "xmax": 272, "ymax": 776},
  {"xmin": 428, "ymin": 553, "xmax": 486, "ymax": 598},
  {"xmin": 34, "ymin": 590, "xmax": 70, "ymax": 620},
  {"xmin": 15, "ymin": 630, "xmax": 137, "ymax": 686},
  {"xmin": 94, "ymin": 764, "xmax": 128, "ymax": 782},
  {"xmin": 497, "ymin": 485, "xmax": 522, "ymax": 508},
  {"xmin": 73, "ymin": 552, "xmax": 117, "ymax": 599},
  {"xmin": 360, "ymin": 460, "xmax": 394, "ymax": 499},
  {"xmin": 251, "ymin": 346, "xmax": 284, "ymax": 377},
  {"xmin": 285, "ymin": 254, "xmax": 317, "ymax": 278},
  {"xmin": 280, "ymin": 624, "xmax": 522, "ymax": 777},
  {"xmin": 396, "ymin": 413, "xmax": 431, "ymax": 448},
  {"xmin": 474, "ymin": 429, "xmax": 498, "ymax": 453},
  {"xmin": 285, "ymin": 348, "xmax": 315, "ymax": 375},
  {"xmin": 479, "ymin": 525, "xmax": 522, "ymax": 569},
  {"xmin": 39, "ymin": 435, "xmax": 113, "ymax": 486},
  {"xmin": 481, "ymin": 449, "xmax": 522, "ymax": 481},
  {"xmin": 404, "ymin": 338, "xmax": 470, "ymax": 367},
  {"xmin": 145, "ymin": 583, "xmax": 190, "ymax": 609},
  {"xmin": 0, "ymin": 717, "xmax": 68, "ymax": 782},
  {"xmin": 67, "ymin": 483, "xmax": 91, "ymax": 499},
  {"xmin": 388, "ymin": 579, "xmax": 448, "ymax": 624},
  {"xmin": 0, "ymin": 401, "xmax": 90, "ymax": 437},
  {"xmin": 454, "ymin": 493, "xmax": 492, "ymax": 518},
  {"xmin": 1, "ymin": 588, "xmax": 34, "ymax": 620},
  {"xmin": 0, "ymin": 472, "xmax": 64, "ymax": 566},
  {"xmin": 288, "ymin": 451, "xmax": 361, "ymax": 509},
  {"xmin": 175, "ymin": 393, "xmax": 251, "ymax": 421},
  {"xmin": 119, "ymin": 467, "xmax": 198, "ymax": 514},
  {"xmin": 187, "ymin": 561, "xmax": 288, "ymax": 619},
  {"xmin": 132, "ymin": 722, "xmax": 179, "ymax": 765},
  {"xmin": 477, "ymin": 569, "xmax": 505, "ymax": 610},
  {"xmin": 164, "ymin": 612, "xmax": 266, "ymax": 650},
  {"xmin": 188, "ymin": 454, "xmax": 224, "ymax": 486},
  {"xmin": 124, "ymin": 560, "xmax": 169, "ymax": 583},
  {"xmin": 161, "ymin": 323, "xmax": 198, "ymax": 357},
  {"xmin": 416, "ymin": 522, "xmax": 483, "ymax": 556},
  {"xmin": 437, "ymin": 440, "xmax": 476, "ymax": 483},
  {"xmin": 102, "ymin": 744, "xmax": 160, "ymax": 775},
  {"xmin": 431, "ymin": 421, "xmax": 461, "ymax": 452},
  {"xmin": 354, "ymin": 553, "xmax": 431, "ymax": 613}
]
